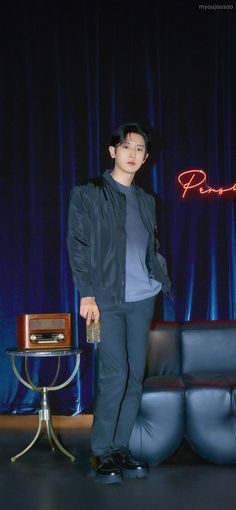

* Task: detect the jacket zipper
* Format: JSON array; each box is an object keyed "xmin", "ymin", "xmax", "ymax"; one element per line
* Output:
[{"xmin": 119, "ymin": 194, "xmax": 126, "ymax": 303}]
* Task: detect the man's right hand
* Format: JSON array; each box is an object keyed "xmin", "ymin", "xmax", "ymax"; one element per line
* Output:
[{"xmin": 80, "ymin": 297, "xmax": 100, "ymax": 325}]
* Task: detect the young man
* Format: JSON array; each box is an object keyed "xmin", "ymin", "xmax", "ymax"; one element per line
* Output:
[{"xmin": 67, "ymin": 122, "xmax": 171, "ymax": 483}]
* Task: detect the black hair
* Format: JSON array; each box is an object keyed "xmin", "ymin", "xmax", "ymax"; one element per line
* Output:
[{"xmin": 109, "ymin": 122, "xmax": 151, "ymax": 155}]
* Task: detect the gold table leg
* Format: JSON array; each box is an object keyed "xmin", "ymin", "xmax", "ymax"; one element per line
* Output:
[
  {"xmin": 10, "ymin": 353, "xmax": 80, "ymax": 462},
  {"xmin": 11, "ymin": 389, "xmax": 75, "ymax": 462}
]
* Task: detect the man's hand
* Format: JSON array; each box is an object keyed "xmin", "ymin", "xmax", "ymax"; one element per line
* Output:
[{"xmin": 80, "ymin": 297, "xmax": 100, "ymax": 325}]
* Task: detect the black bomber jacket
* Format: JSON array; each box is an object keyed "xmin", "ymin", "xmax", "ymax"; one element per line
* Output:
[{"xmin": 67, "ymin": 169, "xmax": 172, "ymax": 303}]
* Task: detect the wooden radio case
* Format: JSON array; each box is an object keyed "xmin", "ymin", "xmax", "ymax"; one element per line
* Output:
[{"xmin": 16, "ymin": 313, "xmax": 72, "ymax": 350}]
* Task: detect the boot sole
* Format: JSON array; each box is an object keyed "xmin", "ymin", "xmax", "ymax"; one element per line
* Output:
[
  {"xmin": 121, "ymin": 467, "xmax": 149, "ymax": 480},
  {"xmin": 90, "ymin": 470, "xmax": 123, "ymax": 484}
]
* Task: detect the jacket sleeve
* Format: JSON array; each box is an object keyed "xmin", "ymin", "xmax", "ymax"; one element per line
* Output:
[{"xmin": 67, "ymin": 185, "xmax": 95, "ymax": 298}]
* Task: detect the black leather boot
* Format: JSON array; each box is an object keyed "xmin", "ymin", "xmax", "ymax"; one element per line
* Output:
[
  {"xmin": 90, "ymin": 453, "xmax": 123, "ymax": 484},
  {"xmin": 112, "ymin": 447, "xmax": 149, "ymax": 479}
]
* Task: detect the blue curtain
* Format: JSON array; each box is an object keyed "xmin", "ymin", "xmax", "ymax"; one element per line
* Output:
[{"xmin": 0, "ymin": 1, "xmax": 235, "ymax": 414}]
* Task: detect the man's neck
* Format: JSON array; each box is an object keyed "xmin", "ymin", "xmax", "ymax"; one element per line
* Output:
[{"xmin": 111, "ymin": 169, "xmax": 134, "ymax": 187}]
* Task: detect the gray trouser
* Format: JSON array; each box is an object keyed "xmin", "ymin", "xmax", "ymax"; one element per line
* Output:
[{"xmin": 90, "ymin": 295, "xmax": 156, "ymax": 456}]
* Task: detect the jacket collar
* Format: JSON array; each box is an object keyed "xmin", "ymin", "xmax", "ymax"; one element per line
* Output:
[{"xmin": 102, "ymin": 169, "xmax": 138, "ymax": 192}]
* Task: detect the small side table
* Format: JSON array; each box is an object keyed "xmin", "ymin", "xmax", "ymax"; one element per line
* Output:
[{"xmin": 6, "ymin": 348, "xmax": 82, "ymax": 463}]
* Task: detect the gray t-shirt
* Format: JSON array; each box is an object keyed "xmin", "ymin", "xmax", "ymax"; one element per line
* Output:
[{"xmin": 114, "ymin": 179, "xmax": 162, "ymax": 302}]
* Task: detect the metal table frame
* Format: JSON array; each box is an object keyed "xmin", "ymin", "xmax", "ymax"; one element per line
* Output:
[{"xmin": 6, "ymin": 348, "xmax": 82, "ymax": 463}]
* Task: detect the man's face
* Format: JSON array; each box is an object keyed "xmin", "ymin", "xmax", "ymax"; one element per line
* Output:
[{"xmin": 109, "ymin": 132, "xmax": 148, "ymax": 175}]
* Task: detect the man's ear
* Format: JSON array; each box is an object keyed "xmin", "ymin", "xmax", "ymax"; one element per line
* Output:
[
  {"xmin": 109, "ymin": 146, "xmax": 116, "ymax": 159},
  {"xmin": 143, "ymin": 153, "xmax": 149, "ymax": 164}
]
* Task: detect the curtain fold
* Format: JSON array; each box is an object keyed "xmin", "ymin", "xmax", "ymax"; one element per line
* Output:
[{"xmin": 0, "ymin": 2, "xmax": 235, "ymax": 414}]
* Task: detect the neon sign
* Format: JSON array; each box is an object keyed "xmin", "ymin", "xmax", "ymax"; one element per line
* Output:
[{"xmin": 178, "ymin": 169, "xmax": 236, "ymax": 198}]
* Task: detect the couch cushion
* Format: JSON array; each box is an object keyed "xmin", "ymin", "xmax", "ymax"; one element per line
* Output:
[
  {"xmin": 183, "ymin": 373, "xmax": 230, "ymax": 389},
  {"xmin": 185, "ymin": 384, "xmax": 236, "ymax": 463},
  {"xmin": 181, "ymin": 322, "xmax": 236, "ymax": 374},
  {"xmin": 130, "ymin": 378, "xmax": 185, "ymax": 464},
  {"xmin": 144, "ymin": 375, "xmax": 185, "ymax": 391},
  {"xmin": 146, "ymin": 323, "xmax": 180, "ymax": 376}
]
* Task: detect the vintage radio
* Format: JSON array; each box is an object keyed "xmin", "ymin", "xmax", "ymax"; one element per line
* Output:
[{"xmin": 16, "ymin": 313, "xmax": 72, "ymax": 350}]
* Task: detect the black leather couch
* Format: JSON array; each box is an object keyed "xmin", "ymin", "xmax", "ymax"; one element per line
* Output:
[{"xmin": 129, "ymin": 321, "xmax": 236, "ymax": 465}]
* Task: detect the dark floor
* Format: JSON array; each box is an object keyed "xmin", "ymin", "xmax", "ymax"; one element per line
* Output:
[{"xmin": 0, "ymin": 427, "xmax": 236, "ymax": 510}]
